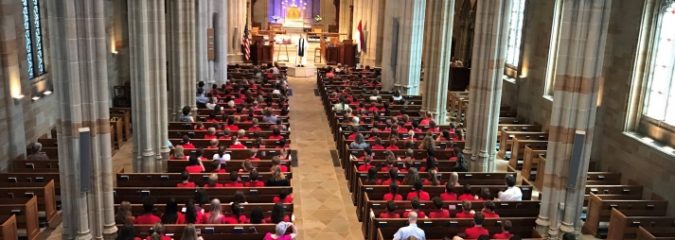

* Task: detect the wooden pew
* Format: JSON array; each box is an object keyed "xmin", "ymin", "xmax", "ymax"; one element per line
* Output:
[
  {"xmin": 116, "ymin": 172, "xmax": 292, "ymax": 187},
  {"xmin": 0, "ymin": 173, "xmax": 60, "ymax": 191},
  {"xmin": 534, "ymin": 154, "xmax": 546, "ymax": 190},
  {"xmin": 637, "ymin": 226, "xmax": 675, "ymax": 240},
  {"xmin": 0, "ymin": 215, "xmax": 18, "ymax": 240},
  {"xmin": 607, "ymin": 208, "xmax": 675, "ymax": 240},
  {"xmin": 521, "ymin": 145, "xmax": 547, "ymax": 182},
  {"xmin": 114, "ymin": 187, "xmax": 292, "ymax": 204},
  {"xmin": 167, "ymin": 160, "xmax": 291, "ymax": 173},
  {"xmin": 110, "ymin": 107, "xmax": 132, "ymax": 141},
  {"xmin": 10, "ymin": 160, "xmax": 59, "ymax": 172},
  {"xmin": 585, "ymin": 185, "xmax": 644, "ymax": 202},
  {"xmin": 497, "ymin": 131, "xmax": 547, "ymax": 159},
  {"xmin": 368, "ymin": 217, "xmax": 539, "ymax": 240},
  {"xmin": 168, "ymin": 130, "xmax": 290, "ymax": 139},
  {"xmin": 508, "ymin": 138, "xmax": 547, "ymax": 170},
  {"xmin": 172, "ymin": 148, "xmax": 291, "ymax": 160},
  {"xmin": 583, "ymin": 193, "xmax": 668, "ymax": 237},
  {"xmin": 586, "ymin": 172, "xmax": 622, "ymax": 185},
  {"xmin": 129, "ymin": 224, "xmax": 276, "ymax": 240},
  {"xmin": 0, "ymin": 196, "xmax": 40, "ymax": 240},
  {"xmin": 0, "ymin": 180, "xmax": 59, "ymax": 228},
  {"xmin": 119, "ymin": 203, "xmax": 293, "ymax": 217}
]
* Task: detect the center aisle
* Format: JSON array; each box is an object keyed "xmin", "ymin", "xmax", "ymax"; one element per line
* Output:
[{"xmin": 287, "ymin": 75, "xmax": 363, "ymax": 240}]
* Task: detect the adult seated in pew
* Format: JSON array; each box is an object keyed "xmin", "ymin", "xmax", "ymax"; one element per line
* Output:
[
  {"xmin": 378, "ymin": 168, "xmax": 401, "ymax": 186},
  {"xmin": 402, "ymin": 198, "xmax": 426, "ymax": 219},
  {"xmin": 350, "ymin": 133, "xmax": 370, "ymax": 149},
  {"xmin": 134, "ymin": 200, "xmax": 161, "ymax": 225},
  {"xmin": 116, "ymin": 201, "xmax": 135, "ymax": 224},
  {"xmin": 265, "ymin": 169, "xmax": 290, "ymax": 186},
  {"xmin": 176, "ymin": 171, "xmax": 197, "ymax": 188},
  {"xmin": 27, "ymin": 142, "xmax": 49, "ymax": 161},
  {"xmin": 456, "ymin": 201, "xmax": 475, "ymax": 218},
  {"xmin": 161, "ymin": 199, "xmax": 186, "ymax": 224},
  {"xmin": 204, "ymin": 127, "xmax": 217, "ymax": 139},
  {"xmin": 184, "ymin": 156, "xmax": 205, "ymax": 173},
  {"xmin": 379, "ymin": 201, "xmax": 401, "ymax": 219},
  {"xmin": 263, "ymin": 221, "xmax": 298, "ymax": 240},
  {"xmin": 492, "ymin": 220, "xmax": 512, "ymax": 239},
  {"xmin": 406, "ymin": 181, "xmax": 431, "ymax": 201},
  {"xmin": 429, "ymin": 197, "xmax": 451, "ymax": 218},
  {"xmin": 392, "ymin": 211, "xmax": 425, "ymax": 240},
  {"xmin": 497, "ymin": 175, "xmax": 522, "ymax": 201},
  {"xmin": 384, "ymin": 183, "xmax": 404, "ymax": 201},
  {"xmin": 464, "ymin": 213, "xmax": 489, "ymax": 239}
]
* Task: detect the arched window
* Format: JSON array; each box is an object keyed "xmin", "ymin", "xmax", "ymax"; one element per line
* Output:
[
  {"xmin": 642, "ymin": 0, "xmax": 675, "ymax": 126},
  {"xmin": 504, "ymin": 0, "xmax": 526, "ymax": 70},
  {"xmin": 21, "ymin": 0, "xmax": 46, "ymax": 80}
]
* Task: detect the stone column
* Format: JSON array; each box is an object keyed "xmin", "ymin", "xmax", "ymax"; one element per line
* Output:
[
  {"xmin": 352, "ymin": 0, "xmax": 386, "ymax": 67},
  {"xmin": 129, "ymin": 0, "xmax": 168, "ymax": 173},
  {"xmin": 167, "ymin": 0, "xmax": 197, "ymax": 118},
  {"xmin": 536, "ymin": 0, "xmax": 612, "ymax": 238},
  {"xmin": 46, "ymin": 0, "xmax": 116, "ymax": 238},
  {"xmin": 214, "ymin": 0, "xmax": 228, "ymax": 84},
  {"xmin": 463, "ymin": 0, "xmax": 512, "ymax": 172},
  {"xmin": 228, "ymin": 0, "xmax": 247, "ymax": 63},
  {"xmin": 196, "ymin": 0, "xmax": 227, "ymax": 85},
  {"xmin": 380, "ymin": 0, "xmax": 426, "ymax": 95},
  {"xmin": 422, "ymin": 0, "xmax": 454, "ymax": 125},
  {"xmin": 196, "ymin": 0, "xmax": 211, "ymax": 84},
  {"xmin": 338, "ymin": 0, "xmax": 353, "ymax": 39}
]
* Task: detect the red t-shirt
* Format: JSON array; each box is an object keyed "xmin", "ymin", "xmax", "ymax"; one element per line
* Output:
[
  {"xmin": 263, "ymin": 215, "xmax": 291, "ymax": 224},
  {"xmin": 246, "ymin": 180, "xmax": 265, "ymax": 187},
  {"xmin": 406, "ymin": 190, "xmax": 431, "ymax": 201},
  {"xmin": 386, "ymin": 145, "xmax": 400, "ymax": 150},
  {"xmin": 378, "ymin": 212, "xmax": 400, "ymax": 218},
  {"xmin": 183, "ymin": 143, "xmax": 196, "ymax": 149},
  {"xmin": 371, "ymin": 145, "xmax": 385, "ymax": 150},
  {"xmin": 482, "ymin": 210, "xmax": 500, "ymax": 219},
  {"xmin": 268, "ymin": 135, "xmax": 284, "ymax": 140},
  {"xmin": 176, "ymin": 181, "xmax": 197, "ymax": 188},
  {"xmin": 458, "ymin": 194, "xmax": 476, "ymax": 201},
  {"xmin": 203, "ymin": 183, "xmax": 224, "ymax": 188},
  {"xmin": 134, "ymin": 213, "xmax": 161, "ymax": 225},
  {"xmin": 465, "ymin": 226, "xmax": 490, "ymax": 239},
  {"xmin": 455, "ymin": 211, "xmax": 474, "ymax": 218},
  {"xmin": 248, "ymin": 126, "xmax": 262, "ymax": 132},
  {"xmin": 378, "ymin": 179, "xmax": 401, "ymax": 186},
  {"xmin": 222, "ymin": 215, "xmax": 249, "ymax": 224},
  {"xmin": 273, "ymin": 195, "xmax": 293, "ymax": 203},
  {"xmin": 492, "ymin": 231, "xmax": 513, "ymax": 239},
  {"xmin": 185, "ymin": 165, "xmax": 204, "ymax": 173},
  {"xmin": 383, "ymin": 193, "xmax": 403, "ymax": 201},
  {"xmin": 402, "ymin": 210, "xmax": 426, "ymax": 219},
  {"xmin": 224, "ymin": 181, "xmax": 244, "ymax": 187},
  {"xmin": 204, "ymin": 134, "xmax": 217, "ymax": 140},
  {"xmin": 230, "ymin": 143, "xmax": 246, "ymax": 149},
  {"xmin": 357, "ymin": 163, "xmax": 373, "ymax": 172},
  {"xmin": 440, "ymin": 192, "xmax": 458, "ymax": 201},
  {"xmin": 428, "ymin": 209, "xmax": 450, "ymax": 218}
]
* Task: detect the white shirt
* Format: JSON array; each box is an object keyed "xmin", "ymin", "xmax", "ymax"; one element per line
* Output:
[
  {"xmin": 393, "ymin": 223, "xmax": 425, "ymax": 240},
  {"xmin": 498, "ymin": 186, "xmax": 523, "ymax": 201}
]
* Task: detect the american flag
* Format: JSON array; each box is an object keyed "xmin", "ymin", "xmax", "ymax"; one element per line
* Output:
[{"xmin": 242, "ymin": 22, "xmax": 251, "ymax": 61}]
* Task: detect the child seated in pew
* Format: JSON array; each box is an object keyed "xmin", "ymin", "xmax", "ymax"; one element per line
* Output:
[
  {"xmin": 161, "ymin": 199, "xmax": 186, "ymax": 224},
  {"xmin": 204, "ymin": 127, "xmax": 217, "ymax": 139},
  {"xmin": 440, "ymin": 182, "xmax": 459, "ymax": 201},
  {"xmin": 406, "ymin": 181, "xmax": 431, "ymax": 201},
  {"xmin": 134, "ymin": 200, "xmax": 162, "ymax": 225},
  {"xmin": 229, "ymin": 136, "xmax": 246, "ymax": 149},
  {"xmin": 455, "ymin": 201, "xmax": 475, "ymax": 218},
  {"xmin": 116, "ymin": 201, "xmax": 135, "ymax": 224},
  {"xmin": 203, "ymin": 173, "xmax": 223, "ymax": 188},
  {"xmin": 364, "ymin": 167, "xmax": 379, "ymax": 185},
  {"xmin": 428, "ymin": 197, "xmax": 450, "ymax": 218},
  {"xmin": 222, "ymin": 202, "xmax": 249, "ymax": 224},
  {"xmin": 171, "ymin": 145, "xmax": 187, "ymax": 160},
  {"xmin": 379, "ymin": 153, "xmax": 397, "ymax": 172},
  {"xmin": 239, "ymin": 159, "xmax": 256, "ymax": 173},
  {"xmin": 272, "ymin": 156, "xmax": 289, "ymax": 173},
  {"xmin": 358, "ymin": 155, "xmax": 375, "ymax": 172},
  {"xmin": 422, "ymin": 168, "xmax": 442, "ymax": 186},
  {"xmin": 378, "ymin": 201, "xmax": 401, "ymax": 218},
  {"xmin": 264, "ymin": 203, "xmax": 291, "ymax": 224},
  {"xmin": 458, "ymin": 184, "xmax": 478, "ymax": 201},
  {"xmin": 492, "ymin": 220, "xmax": 512, "ymax": 239},
  {"xmin": 176, "ymin": 171, "xmax": 197, "ymax": 188},
  {"xmin": 248, "ymin": 118, "xmax": 262, "ymax": 132},
  {"xmin": 464, "ymin": 213, "xmax": 489, "ymax": 239},
  {"xmin": 246, "ymin": 169, "xmax": 265, "ymax": 187},
  {"xmin": 384, "ymin": 183, "xmax": 404, "ymax": 201},
  {"xmin": 184, "ymin": 155, "xmax": 205, "ymax": 173},
  {"xmin": 142, "ymin": 223, "xmax": 172, "ymax": 240},
  {"xmin": 378, "ymin": 168, "xmax": 401, "ymax": 186},
  {"xmin": 402, "ymin": 198, "xmax": 427, "ymax": 219},
  {"xmin": 224, "ymin": 170, "xmax": 244, "ymax": 187},
  {"xmin": 273, "ymin": 189, "xmax": 293, "ymax": 204},
  {"xmin": 371, "ymin": 137, "xmax": 385, "ymax": 150},
  {"xmin": 181, "ymin": 135, "xmax": 196, "ymax": 149},
  {"xmin": 266, "ymin": 168, "xmax": 290, "ymax": 186},
  {"xmin": 207, "ymin": 139, "xmax": 219, "ymax": 149},
  {"xmin": 203, "ymin": 198, "xmax": 226, "ymax": 224},
  {"xmin": 481, "ymin": 201, "xmax": 500, "ymax": 219}
]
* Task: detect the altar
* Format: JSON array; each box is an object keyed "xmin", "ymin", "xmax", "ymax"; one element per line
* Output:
[{"xmin": 282, "ymin": 5, "xmax": 305, "ymax": 29}]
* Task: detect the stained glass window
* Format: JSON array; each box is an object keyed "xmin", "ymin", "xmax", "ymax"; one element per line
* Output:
[
  {"xmin": 643, "ymin": 0, "xmax": 675, "ymax": 126},
  {"xmin": 21, "ymin": 0, "xmax": 45, "ymax": 79},
  {"xmin": 505, "ymin": 0, "xmax": 526, "ymax": 68}
]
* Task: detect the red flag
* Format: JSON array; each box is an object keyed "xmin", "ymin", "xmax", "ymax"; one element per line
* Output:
[
  {"xmin": 242, "ymin": 22, "xmax": 251, "ymax": 61},
  {"xmin": 357, "ymin": 20, "xmax": 366, "ymax": 52}
]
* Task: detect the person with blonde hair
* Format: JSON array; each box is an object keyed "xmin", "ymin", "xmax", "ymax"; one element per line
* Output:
[
  {"xmin": 205, "ymin": 198, "xmax": 225, "ymax": 224},
  {"xmin": 448, "ymin": 172, "xmax": 460, "ymax": 187},
  {"xmin": 115, "ymin": 201, "xmax": 134, "ymax": 224},
  {"xmin": 180, "ymin": 224, "xmax": 203, "ymax": 240},
  {"xmin": 171, "ymin": 145, "xmax": 186, "ymax": 160},
  {"xmin": 266, "ymin": 168, "xmax": 290, "ymax": 186}
]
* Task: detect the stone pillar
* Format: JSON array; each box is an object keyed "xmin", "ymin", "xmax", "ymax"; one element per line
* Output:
[
  {"xmin": 463, "ymin": 0, "xmax": 512, "ymax": 172},
  {"xmin": 422, "ymin": 0, "xmax": 454, "ymax": 125},
  {"xmin": 228, "ymin": 0, "xmax": 247, "ymax": 63},
  {"xmin": 196, "ymin": 0, "xmax": 211, "ymax": 84},
  {"xmin": 338, "ymin": 0, "xmax": 353, "ymax": 39},
  {"xmin": 352, "ymin": 0, "xmax": 386, "ymax": 67},
  {"xmin": 380, "ymin": 0, "xmax": 426, "ymax": 95},
  {"xmin": 196, "ymin": 0, "xmax": 227, "ymax": 85},
  {"xmin": 536, "ymin": 0, "xmax": 612, "ymax": 238},
  {"xmin": 46, "ymin": 0, "xmax": 116, "ymax": 238},
  {"xmin": 214, "ymin": 0, "xmax": 228, "ymax": 84},
  {"xmin": 167, "ymin": 0, "xmax": 197, "ymax": 118},
  {"xmin": 129, "ymin": 0, "xmax": 168, "ymax": 173}
]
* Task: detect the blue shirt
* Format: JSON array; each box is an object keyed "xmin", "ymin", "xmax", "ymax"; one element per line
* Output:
[
  {"xmin": 393, "ymin": 223, "xmax": 425, "ymax": 240},
  {"xmin": 196, "ymin": 94, "xmax": 209, "ymax": 104}
]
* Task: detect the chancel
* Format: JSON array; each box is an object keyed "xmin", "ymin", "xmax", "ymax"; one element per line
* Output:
[{"xmin": 0, "ymin": 0, "xmax": 674, "ymax": 240}]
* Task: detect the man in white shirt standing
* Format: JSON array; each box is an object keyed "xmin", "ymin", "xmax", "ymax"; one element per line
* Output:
[
  {"xmin": 498, "ymin": 175, "xmax": 523, "ymax": 201},
  {"xmin": 393, "ymin": 211, "xmax": 425, "ymax": 240}
]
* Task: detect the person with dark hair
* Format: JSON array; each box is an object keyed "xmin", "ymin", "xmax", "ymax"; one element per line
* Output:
[
  {"xmin": 406, "ymin": 181, "xmax": 430, "ymax": 201},
  {"xmin": 246, "ymin": 169, "xmax": 265, "ymax": 187},
  {"xmin": 161, "ymin": 198, "xmax": 185, "ymax": 224},
  {"xmin": 479, "ymin": 187, "xmax": 493, "ymax": 201},
  {"xmin": 464, "ymin": 212, "xmax": 489, "ymax": 239},
  {"xmin": 378, "ymin": 201, "xmax": 400, "ymax": 218},
  {"xmin": 250, "ymin": 207, "xmax": 264, "ymax": 224},
  {"xmin": 562, "ymin": 233, "xmax": 576, "ymax": 240},
  {"xmin": 266, "ymin": 202, "xmax": 290, "ymax": 223},
  {"xmin": 364, "ymin": 167, "xmax": 379, "ymax": 185},
  {"xmin": 232, "ymin": 190, "xmax": 248, "ymax": 204},
  {"xmin": 358, "ymin": 155, "xmax": 374, "ymax": 172},
  {"xmin": 498, "ymin": 175, "xmax": 522, "ymax": 201},
  {"xmin": 458, "ymin": 184, "xmax": 476, "ymax": 201},
  {"xmin": 273, "ymin": 188, "xmax": 293, "ymax": 203},
  {"xmin": 383, "ymin": 183, "xmax": 403, "ymax": 201},
  {"xmin": 441, "ymin": 182, "xmax": 458, "ymax": 201},
  {"xmin": 379, "ymin": 167, "xmax": 401, "ymax": 186},
  {"xmin": 224, "ymin": 170, "xmax": 243, "ymax": 187},
  {"xmin": 477, "ymin": 235, "xmax": 490, "ymax": 240},
  {"xmin": 223, "ymin": 202, "xmax": 249, "ymax": 224},
  {"xmin": 178, "ymin": 106, "xmax": 194, "ymax": 122},
  {"xmin": 455, "ymin": 201, "xmax": 475, "ymax": 218},
  {"xmin": 492, "ymin": 220, "xmax": 513, "ymax": 239},
  {"xmin": 115, "ymin": 224, "xmax": 136, "ymax": 240},
  {"xmin": 184, "ymin": 155, "xmax": 205, "ymax": 173},
  {"xmin": 403, "ymin": 198, "xmax": 426, "ymax": 218},
  {"xmin": 481, "ymin": 201, "xmax": 500, "ymax": 218},
  {"xmin": 181, "ymin": 135, "xmax": 196, "ymax": 149},
  {"xmin": 184, "ymin": 200, "xmax": 201, "ymax": 224},
  {"xmin": 428, "ymin": 197, "xmax": 450, "ymax": 218},
  {"xmin": 266, "ymin": 168, "xmax": 290, "ymax": 186},
  {"xmin": 268, "ymin": 128, "xmax": 284, "ymax": 140},
  {"xmin": 509, "ymin": 235, "xmax": 523, "ymax": 240},
  {"xmin": 134, "ymin": 200, "xmax": 161, "ymax": 224}
]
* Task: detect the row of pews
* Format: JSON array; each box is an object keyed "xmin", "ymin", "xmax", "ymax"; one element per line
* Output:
[
  {"xmin": 317, "ymin": 68, "xmax": 544, "ymax": 240},
  {"xmin": 115, "ymin": 64, "xmax": 297, "ymax": 239}
]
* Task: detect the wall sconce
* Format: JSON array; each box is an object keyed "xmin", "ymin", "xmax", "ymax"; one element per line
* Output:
[{"xmin": 43, "ymin": 90, "xmax": 53, "ymax": 96}]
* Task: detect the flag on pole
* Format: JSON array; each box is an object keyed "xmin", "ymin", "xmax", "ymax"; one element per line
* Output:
[
  {"xmin": 357, "ymin": 20, "xmax": 366, "ymax": 53},
  {"xmin": 242, "ymin": 22, "xmax": 251, "ymax": 61}
]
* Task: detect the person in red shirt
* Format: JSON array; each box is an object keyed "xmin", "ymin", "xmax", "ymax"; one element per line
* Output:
[
  {"xmin": 358, "ymin": 155, "xmax": 374, "ymax": 172},
  {"xmin": 273, "ymin": 189, "xmax": 293, "ymax": 203},
  {"xmin": 481, "ymin": 201, "xmax": 500, "ymax": 219},
  {"xmin": 402, "ymin": 198, "xmax": 426, "ymax": 218},
  {"xmin": 383, "ymin": 183, "xmax": 404, "ymax": 201},
  {"xmin": 379, "ymin": 152, "xmax": 397, "ymax": 173},
  {"xmin": 144, "ymin": 223, "xmax": 172, "ymax": 240},
  {"xmin": 492, "ymin": 220, "xmax": 513, "ymax": 239},
  {"xmin": 181, "ymin": 135, "xmax": 196, "ymax": 149},
  {"xmin": 458, "ymin": 184, "xmax": 477, "ymax": 201},
  {"xmin": 204, "ymin": 198, "xmax": 226, "ymax": 224},
  {"xmin": 371, "ymin": 137, "xmax": 385, "ymax": 150},
  {"xmin": 176, "ymin": 171, "xmax": 197, "ymax": 188},
  {"xmin": 271, "ymin": 156, "xmax": 289, "ymax": 172},
  {"xmin": 386, "ymin": 137, "xmax": 400, "ymax": 150},
  {"xmin": 248, "ymin": 119, "xmax": 263, "ymax": 132},
  {"xmin": 363, "ymin": 167, "xmax": 379, "ymax": 185},
  {"xmin": 406, "ymin": 181, "xmax": 431, "ymax": 201},
  {"xmin": 204, "ymin": 127, "xmax": 218, "ymax": 139},
  {"xmin": 378, "ymin": 201, "xmax": 400, "ymax": 218},
  {"xmin": 134, "ymin": 201, "xmax": 161, "ymax": 224},
  {"xmin": 203, "ymin": 173, "xmax": 223, "ymax": 188},
  {"xmin": 419, "ymin": 112, "xmax": 432, "ymax": 126},
  {"xmin": 455, "ymin": 201, "xmax": 475, "ymax": 218},
  {"xmin": 229, "ymin": 136, "xmax": 246, "ymax": 149},
  {"xmin": 225, "ymin": 117, "xmax": 240, "ymax": 131},
  {"xmin": 224, "ymin": 170, "xmax": 244, "ymax": 187},
  {"xmin": 464, "ymin": 213, "xmax": 489, "ymax": 239},
  {"xmin": 440, "ymin": 182, "xmax": 458, "ymax": 201},
  {"xmin": 222, "ymin": 202, "xmax": 249, "ymax": 224},
  {"xmin": 207, "ymin": 139, "xmax": 220, "ymax": 150},
  {"xmin": 264, "ymin": 203, "xmax": 291, "ymax": 223},
  {"xmin": 268, "ymin": 128, "xmax": 284, "ymax": 140},
  {"xmin": 428, "ymin": 197, "xmax": 450, "ymax": 218},
  {"xmin": 246, "ymin": 169, "xmax": 265, "ymax": 187},
  {"xmin": 378, "ymin": 168, "xmax": 401, "ymax": 186},
  {"xmin": 184, "ymin": 155, "xmax": 205, "ymax": 173},
  {"xmin": 161, "ymin": 199, "xmax": 186, "ymax": 224}
]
